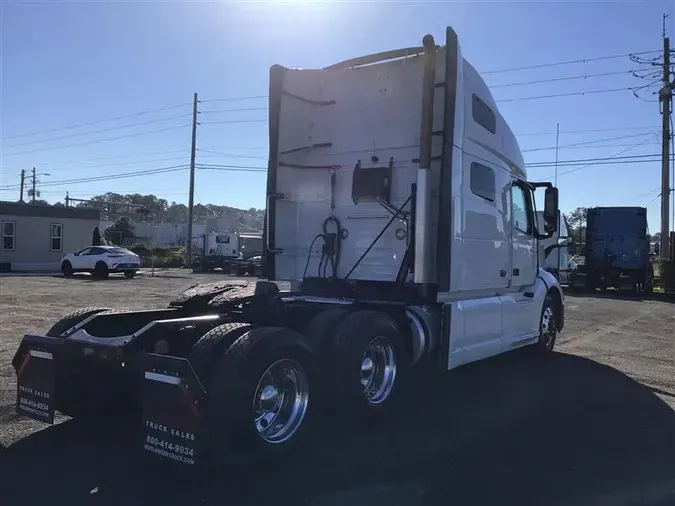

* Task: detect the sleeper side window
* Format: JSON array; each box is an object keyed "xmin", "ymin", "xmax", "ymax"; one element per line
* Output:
[
  {"xmin": 470, "ymin": 162, "xmax": 496, "ymax": 202},
  {"xmin": 473, "ymin": 94, "xmax": 496, "ymax": 134}
]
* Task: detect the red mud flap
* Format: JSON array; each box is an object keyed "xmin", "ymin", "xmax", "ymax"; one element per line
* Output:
[
  {"xmin": 141, "ymin": 353, "xmax": 207, "ymax": 467},
  {"xmin": 14, "ymin": 335, "xmax": 61, "ymax": 424}
]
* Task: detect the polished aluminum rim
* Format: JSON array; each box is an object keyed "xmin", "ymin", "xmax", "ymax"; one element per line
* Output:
[
  {"xmin": 252, "ymin": 358, "xmax": 309, "ymax": 444},
  {"xmin": 541, "ymin": 306, "xmax": 555, "ymax": 348},
  {"xmin": 360, "ymin": 336, "xmax": 397, "ymax": 405}
]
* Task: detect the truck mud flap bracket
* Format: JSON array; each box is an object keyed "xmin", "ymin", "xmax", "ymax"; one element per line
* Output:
[
  {"xmin": 141, "ymin": 353, "xmax": 207, "ymax": 467},
  {"xmin": 14, "ymin": 335, "xmax": 62, "ymax": 424}
]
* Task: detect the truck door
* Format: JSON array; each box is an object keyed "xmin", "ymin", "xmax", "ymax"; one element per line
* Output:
[
  {"xmin": 510, "ymin": 182, "xmax": 537, "ymax": 287},
  {"xmin": 500, "ymin": 182, "xmax": 539, "ymax": 346}
]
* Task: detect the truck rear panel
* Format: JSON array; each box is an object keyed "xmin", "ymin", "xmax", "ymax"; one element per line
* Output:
[{"xmin": 586, "ymin": 207, "xmax": 649, "ymax": 272}]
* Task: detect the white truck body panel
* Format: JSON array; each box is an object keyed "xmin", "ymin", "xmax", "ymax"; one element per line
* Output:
[{"xmin": 266, "ymin": 28, "xmax": 563, "ymax": 371}]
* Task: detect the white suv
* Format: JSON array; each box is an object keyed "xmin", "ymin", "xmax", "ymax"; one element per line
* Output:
[{"xmin": 60, "ymin": 246, "xmax": 141, "ymax": 279}]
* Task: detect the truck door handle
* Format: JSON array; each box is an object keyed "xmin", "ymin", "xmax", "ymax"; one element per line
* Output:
[
  {"xmin": 500, "ymin": 270, "xmax": 507, "ymax": 277},
  {"xmin": 513, "ymin": 268, "xmax": 520, "ymax": 276}
]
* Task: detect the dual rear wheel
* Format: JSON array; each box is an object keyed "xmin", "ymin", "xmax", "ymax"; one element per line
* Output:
[{"xmin": 188, "ymin": 309, "xmax": 407, "ymax": 464}]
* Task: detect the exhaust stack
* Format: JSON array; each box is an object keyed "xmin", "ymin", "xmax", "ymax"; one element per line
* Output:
[{"xmin": 414, "ymin": 34, "xmax": 436, "ymax": 285}]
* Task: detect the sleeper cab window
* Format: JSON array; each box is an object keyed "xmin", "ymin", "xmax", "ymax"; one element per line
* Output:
[
  {"xmin": 472, "ymin": 94, "xmax": 496, "ymax": 134},
  {"xmin": 470, "ymin": 162, "xmax": 496, "ymax": 202}
]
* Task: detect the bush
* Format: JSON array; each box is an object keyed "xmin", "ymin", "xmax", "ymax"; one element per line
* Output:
[
  {"xmin": 131, "ymin": 245, "xmax": 151, "ymax": 257},
  {"xmin": 132, "ymin": 246, "xmax": 185, "ymax": 268}
]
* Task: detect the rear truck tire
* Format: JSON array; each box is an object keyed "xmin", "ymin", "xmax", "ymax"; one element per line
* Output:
[
  {"xmin": 235, "ymin": 265, "xmax": 247, "ymax": 276},
  {"xmin": 207, "ymin": 326, "xmax": 315, "ymax": 465},
  {"xmin": 188, "ymin": 323, "xmax": 252, "ymax": 387},
  {"xmin": 94, "ymin": 261, "xmax": 109, "ymax": 279},
  {"xmin": 124, "ymin": 270, "xmax": 137, "ymax": 278},
  {"xmin": 61, "ymin": 261, "xmax": 74, "ymax": 277},
  {"xmin": 534, "ymin": 294, "xmax": 557, "ymax": 353},
  {"xmin": 46, "ymin": 307, "xmax": 113, "ymax": 337},
  {"xmin": 329, "ymin": 310, "xmax": 407, "ymax": 419}
]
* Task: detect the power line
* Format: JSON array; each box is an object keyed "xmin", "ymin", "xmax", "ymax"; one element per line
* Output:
[
  {"xmin": 1, "ymin": 102, "xmax": 191, "ymax": 141},
  {"xmin": 200, "ymin": 95, "xmax": 268, "ymax": 103},
  {"xmin": 24, "ymin": 149, "xmax": 190, "ymax": 166},
  {"xmin": 529, "ymin": 152, "xmax": 665, "ymax": 168},
  {"xmin": 522, "ymin": 132, "xmax": 657, "ymax": 153},
  {"xmin": 197, "ymin": 164, "xmax": 267, "ymax": 172},
  {"xmin": 200, "ymin": 107, "xmax": 268, "ymax": 114},
  {"xmin": 545, "ymin": 137, "xmax": 655, "ymax": 178},
  {"xmin": 497, "ymin": 86, "xmax": 639, "ymax": 103},
  {"xmin": 528, "ymin": 141, "xmax": 661, "ymax": 152},
  {"xmin": 0, "ymin": 164, "xmax": 189, "ymax": 190},
  {"xmin": 489, "ymin": 69, "xmax": 638, "ymax": 88},
  {"xmin": 32, "ymin": 156, "xmax": 192, "ymax": 172},
  {"xmin": 199, "ymin": 119, "xmax": 267, "ymax": 125},
  {"xmin": 482, "ymin": 49, "xmax": 661, "ymax": 74},
  {"xmin": 3, "ymin": 113, "xmax": 193, "ymax": 149},
  {"xmin": 197, "ymin": 149, "xmax": 267, "ymax": 160},
  {"xmin": 516, "ymin": 125, "xmax": 660, "ymax": 137},
  {"xmin": 3, "ymin": 124, "xmax": 192, "ymax": 157}
]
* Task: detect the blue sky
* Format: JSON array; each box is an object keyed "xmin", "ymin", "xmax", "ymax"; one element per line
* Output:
[{"xmin": 1, "ymin": 0, "xmax": 673, "ymax": 232}]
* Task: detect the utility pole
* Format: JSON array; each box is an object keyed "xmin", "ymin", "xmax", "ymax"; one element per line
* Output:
[
  {"xmin": 186, "ymin": 92, "xmax": 199, "ymax": 268},
  {"xmin": 659, "ymin": 27, "xmax": 672, "ymax": 260},
  {"xmin": 554, "ymin": 123, "xmax": 560, "ymax": 187},
  {"xmin": 65, "ymin": 192, "xmax": 70, "ymax": 207},
  {"xmin": 19, "ymin": 169, "xmax": 25, "ymax": 203},
  {"xmin": 31, "ymin": 167, "xmax": 37, "ymax": 204}
]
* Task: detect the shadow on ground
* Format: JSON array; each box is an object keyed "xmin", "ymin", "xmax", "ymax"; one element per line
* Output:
[{"xmin": 1, "ymin": 351, "xmax": 674, "ymax": 506}]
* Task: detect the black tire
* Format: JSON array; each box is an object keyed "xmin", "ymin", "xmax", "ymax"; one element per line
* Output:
[
  {"xmin": 235, "ymin": 265, "xmax": 247, "ymax": 277},
  {"xmin": 124, "ymin": 270, "xmax": 137, "ymax": 278},
  {"xmin": 94, "ymin": 261, "xmax": 109, "ymax": 279},
  {"xmin": 534, "ymin": 294, "xmax": 557, "ymax": 352},
  {"xmin": 188, "ymin": 323, "xmax": 252, "ymax": 387},
  {"xmin": 61, "ymin": 261, "xmax": 74, "ymax": 277},
  {"xmin": 306, "ymin": 307, "xmax": 349, "ymax": 353},
  {"xmin": 46, "ymin": 307, "xmax": 112, "ymax": 337},
  {"xmin": 208, "ymin": 327, "xmax": 315, "ymax": 462},
  {"xmin": 329, "ymin": 310, "xmax": 407, "ymax": 419}
]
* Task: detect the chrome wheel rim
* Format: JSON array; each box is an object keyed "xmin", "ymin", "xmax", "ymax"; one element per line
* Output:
[
  {"xmin": 541, "ymin": 306, "xmax": 556, "ymax": 348},
  {"xmin": 360, "ymin": 336, "xmax": 397, "ymax": 405},
  {"xmin": 252, "ymin": 358, "xmax": 309, "ymax": 444}
]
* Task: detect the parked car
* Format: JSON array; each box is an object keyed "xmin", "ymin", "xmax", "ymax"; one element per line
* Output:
[{"xmin": 60, "ymin": 246, "xmax": 141, "ymax": 279}]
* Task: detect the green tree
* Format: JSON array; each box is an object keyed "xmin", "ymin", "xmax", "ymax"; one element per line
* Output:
[
  {"xmin": 104, "ymin": 217, "xmax": 135, "ymax": 245},
  {"xmin": 565, "ymin": 207, "xmax": 587, "ymax": 254}
]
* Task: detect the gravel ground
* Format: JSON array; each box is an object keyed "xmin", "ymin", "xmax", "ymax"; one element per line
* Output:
[{"xmin": 0, "ymin": 273, "xmax": 674, "ymax": 506}]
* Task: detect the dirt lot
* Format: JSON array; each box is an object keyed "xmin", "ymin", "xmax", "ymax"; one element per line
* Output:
[{"xmin": 0, "ymin": 273, "xmax": 674, "ymax": 506}]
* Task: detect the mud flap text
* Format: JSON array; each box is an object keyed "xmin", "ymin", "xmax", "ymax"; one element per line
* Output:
[
  {"xmin": 141, "ymin": 354, "xmax": 206, "ymax": 466},
  {"xmin": 16, "ymin": 345, "xmax": 56, "ymax": 424}
]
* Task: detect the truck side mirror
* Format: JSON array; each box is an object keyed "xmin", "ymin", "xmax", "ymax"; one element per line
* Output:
[
  {"xmin": 543, "ymin": 187, "xmax": 559, "ymax": 234},
  {"xmin": 567, "ymin": 242, "xmax": 574, "ymax": 254}
]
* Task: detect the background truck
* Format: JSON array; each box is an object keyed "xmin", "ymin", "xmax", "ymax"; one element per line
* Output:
[
  {"xmin": 191, "ymin": 230, "xmax": 240, "ymax": 272},
  {"xmin": 192, "ymin": 231, "xmax": 264, "ymax": 275},
  {"xmin": 582, "ymin": 206, "xmax": 653, "ymax": 293},
  {"xmin": 12, "ymin": 27, "xmax": 563, "ymax": 468}
]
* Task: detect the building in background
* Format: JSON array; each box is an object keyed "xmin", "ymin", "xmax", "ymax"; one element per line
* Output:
[{"xmin": 0, "ymin": 202, "xmax": 101, "ymax": 272}]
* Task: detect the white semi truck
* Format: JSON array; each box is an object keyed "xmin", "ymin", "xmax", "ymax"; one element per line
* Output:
[
  {"xmin": 537, "ymin": 210, "xmax": 576, "ymax": 285},
  {"xmin": 12, "ymin": 27, "xmax": 563, "ymax": 467}
]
